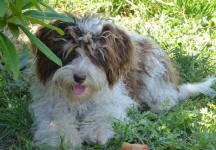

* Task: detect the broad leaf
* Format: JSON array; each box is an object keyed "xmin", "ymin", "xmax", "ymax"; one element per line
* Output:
[
  {"xmin": 0, "ymin": 0, "xmax": 7, "ymax": 17},
  {"xmin": 0, "ymin": 20, "xmax": 6, "ymax": 30},
  {"xmin": 16, "ymin": 0, "xmax": 23, "ymax": 15},
  {"xmin": 7, "ymin": 16, "xmax": 28, "ymax": 26},
  {"xmin": 22, "ymin": 2, "xmax": 34, "ymax": 10},
  {"xmin": 8, "ymin": 2, "xmax": 17, "ymax": 15},
  {"xmin": 23, "ymin": 0, "xmax": 31, "ymax": 6},
  {"xmin": 0, "ymin": 33, "xmax": 20, "ymax": 80},
  {"xmin": 19, "ymin": 25, "xmax": 62, "ymax": 66},
  {"xmin": 27, "ymin": 17, "xmax": 64, "ymax": 35},
  {"xmin": 29, "ymin": 0, "xmax": 42, "ymax": 11},
  {"xmin": 8, "ymin": 23, "xmax": 20, "ymax": 39},
  {"xmin": 24, "ymin": 10, "xmax": 74, "ymax": 22},
  {"xmin": 39, "ymin": 1, "xmax": 57, "ymax": 13}
]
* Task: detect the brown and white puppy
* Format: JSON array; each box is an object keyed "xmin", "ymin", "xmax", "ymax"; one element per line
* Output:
[{"xmin": 30, "ymin": 14, "xmax": 216, "ymax": 148}]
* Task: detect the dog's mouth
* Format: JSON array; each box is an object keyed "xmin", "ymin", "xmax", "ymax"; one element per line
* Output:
[{"xmin": 72, "ymin": 85, "xmax": 86, "ymax": 95}]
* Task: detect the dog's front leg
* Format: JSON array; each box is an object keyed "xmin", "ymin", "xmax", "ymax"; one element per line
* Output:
[
  {"xmin": 79, "ymin": 114, "xmax": 114, "ymax": 145},
  {"xmin": 33, "ymin": 113, "xmax": 82, "ymax": 149}
]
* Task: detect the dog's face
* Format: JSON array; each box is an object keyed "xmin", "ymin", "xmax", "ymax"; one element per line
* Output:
[{"xmin": 32, "ymin": 15, "xmax": 135, "ymax": 101}]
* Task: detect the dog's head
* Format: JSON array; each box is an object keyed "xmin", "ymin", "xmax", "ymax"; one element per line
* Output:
[{"xmin": 32, "ymin": 14, "xmax": 135, "ymax": 101}]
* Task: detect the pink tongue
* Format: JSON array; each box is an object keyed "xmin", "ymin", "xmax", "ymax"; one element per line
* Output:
[{"xmin": 73, "ymin": 85, "xmax": 86, "ymax": 95}]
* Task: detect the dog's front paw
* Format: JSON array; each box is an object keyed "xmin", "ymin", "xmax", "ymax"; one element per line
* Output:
[
  {"xmin": 33, "ymin": 120, "xmax": 83, "ymax": 149},
  {"xmin": 95, "ymin": 126, "xmax": 114, "ymax": 144},
  {"xmin": 80, "ymin": 123, "xmax": 114, "ymax": 144},
  {"xmin": 64, "ymin": 131, "xmax": 82, "ymax": 149}
]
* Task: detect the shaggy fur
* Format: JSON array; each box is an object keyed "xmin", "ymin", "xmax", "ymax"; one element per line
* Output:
[{"xmin": 30, "ymin": 14, "xmax": 216, "ymax": 148}]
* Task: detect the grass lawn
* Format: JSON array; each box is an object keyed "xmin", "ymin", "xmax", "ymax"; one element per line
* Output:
[{"xmin": 1, "ymin": 0, "xmax": 216, "ymax": 149}]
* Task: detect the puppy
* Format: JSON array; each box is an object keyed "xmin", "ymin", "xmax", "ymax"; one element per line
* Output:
[{"xmin": 30, "ymin": 14, "xmax": 216, "ymax": 148}]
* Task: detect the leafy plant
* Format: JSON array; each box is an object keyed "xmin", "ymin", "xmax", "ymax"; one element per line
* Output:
[{"xmin": 0, "ymin": 0, "xmax": 74, "ymax": 80}]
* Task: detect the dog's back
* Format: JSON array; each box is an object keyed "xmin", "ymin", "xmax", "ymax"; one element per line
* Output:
[{"xmin": 126, "ymin": 32, "xmax": 216, "ymax": 113}]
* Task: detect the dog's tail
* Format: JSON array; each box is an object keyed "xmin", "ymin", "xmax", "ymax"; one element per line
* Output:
[{"xmin": 178, "ymin": 76, "xmax": 216, "ymax": 100}]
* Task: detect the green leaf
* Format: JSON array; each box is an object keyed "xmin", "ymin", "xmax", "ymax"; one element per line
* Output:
[
  {"xmin": 0, "ymin": 20, "xmax": 7, "ymax": 30},
  {"xmin": 8, "ymin": 2, "xmax": 17, "ymax": 15},
  {"xmin": 23, "ymin": 0, "xmax": 31, "ymax": 6},
  {"xmin": 22, "ymin": 2, "xmax": 34, "ymax": 10},
  {"xmin": 0, "ymin": 0, "xmax": 7, "ymax": 17},
  {"xmin": 7, "ymin": 16, "xmax": 28, "ymax": 26},
  {"xmin": 0, "ymin": 33, "xmax": 20, "ymax": 80},
  {"xmin": 19, "ymin": 25, "xmax": 62, "ymax": 66},
  {"xmin": 8, "ymin": 23, "xmax": 20, "ymax": 39},
  {"xmin": 29, "ymin": 0, "xmax": 42, "ymax": 11},
  {"xmin": 16, "ymin": 0, "xmax": 23, "ymax": 15},
  {"xmin": 23, "ymin": 10, "xmax": 74, "ymax": 22},
  {"xmin": 27, "ymin": 17, "xmax": 64, "ymax": 35},
  {"xmin": 39, "ymin": 1, "xmax": 57, "ymax": 13}
]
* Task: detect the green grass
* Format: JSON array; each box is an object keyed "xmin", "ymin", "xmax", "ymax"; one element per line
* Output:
[{"xmin": 1, "ymin": 0, "xmax": 216, "ymax": 149}]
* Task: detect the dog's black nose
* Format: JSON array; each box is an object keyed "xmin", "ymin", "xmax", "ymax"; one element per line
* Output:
[{"xmin": 74, "ymin": 73, "xmax": 86, "ymax": 84}]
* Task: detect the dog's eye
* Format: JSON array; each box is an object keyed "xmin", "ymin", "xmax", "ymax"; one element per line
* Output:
[{"xmin": 63, "ymin": 51, "xmax": 80, "ymax": 65}]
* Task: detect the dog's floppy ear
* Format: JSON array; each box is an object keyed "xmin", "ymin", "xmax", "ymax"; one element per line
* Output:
[
  {"xmin": 98, "ymin": 23, "xmax": 136, "ymax": 87},
  {"xmin": 32, "ymin": 21, "xmax": 71, "ymax": 84}
]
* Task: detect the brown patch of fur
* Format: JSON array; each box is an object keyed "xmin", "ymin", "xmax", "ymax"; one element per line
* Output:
[
  {"xmin": 162, "ymin": 56, "xmax": 180, "ymax": 90},
  {"xmin": 125, "ymin": 39, "xmax": 153, "ymax": 102},
  {"xmin": 89, "ymin": 24, "xmax": 136, "ymax": 87},
  {"xmin": 125, "ymin": 38, "xmax": 180, "ymax": 102},
  {"xmin": 125, "ymin": 69, "xmax": 145, "ymax": 102},
  {"xmin": 32, "ymin": 20, "xmax": 80, "ymax": 84},
  {"xmin": 137, "ymin": 39, "xmax": 180, "ymax": 87}
]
